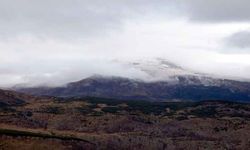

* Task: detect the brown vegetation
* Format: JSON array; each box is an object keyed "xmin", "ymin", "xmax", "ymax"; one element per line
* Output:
[{"xmin": 0, "ymin": 96, "xmax": 250, "ymax": 149}]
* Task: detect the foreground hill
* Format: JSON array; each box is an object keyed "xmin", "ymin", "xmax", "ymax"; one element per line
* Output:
[
  {"xmin": 0, "ymin": 89, "xmax": 38, "ymax": 107},
  {"xmin": 0, "ymin": 95, "xmax": 250, "ymax": 149}
]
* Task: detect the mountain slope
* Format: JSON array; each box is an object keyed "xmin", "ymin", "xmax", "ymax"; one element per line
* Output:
[
  {"xmin": 14, "ymin": 59, "xmax": 250, "ymax": 102},
  {"xmin": 15, "ymin": 75, "xmax": 250, "ymax": 102}
]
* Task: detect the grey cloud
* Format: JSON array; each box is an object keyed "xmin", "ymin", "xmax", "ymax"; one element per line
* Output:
[
  {"xmin": 181, "ymin": 0, "xmax": 250, "ymax": 22},
  {"xmin": 0, "ymin": 57, "xmax": 149, "ymax": 87},
  {"xmin": 1, "ymin": 0, "xmax": 250, "ymax": 87},
  {"xmin": 0, "ymin": 0, "xmax": 175, "ymax": 39},
  {"xmin": 225, "ymin": 30, "xmax": 250, "ymax": 50},
  {"xmin": 1, "ymin": 0, "xmax": 250, "ymax": 41}
]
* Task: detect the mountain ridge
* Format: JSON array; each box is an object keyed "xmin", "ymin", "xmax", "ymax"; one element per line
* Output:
[
  {"xmin": 14, "ymin": 75, "xmax": 250, "ymax": 102},
  {"xmin": 12, "ymin": 59, "xmax": 250, "ymax": 102}
]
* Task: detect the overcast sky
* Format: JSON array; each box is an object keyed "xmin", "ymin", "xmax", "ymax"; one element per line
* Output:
[{"xmin": 1, "ymin": 0, "xmax": 250, "ymax": 87}]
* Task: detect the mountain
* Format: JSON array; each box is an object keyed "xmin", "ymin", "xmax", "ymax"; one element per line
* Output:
[{"xmin": 13, "ymin": 59, "xmax": 250, "ymax": 102}]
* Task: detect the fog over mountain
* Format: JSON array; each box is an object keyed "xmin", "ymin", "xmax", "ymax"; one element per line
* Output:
[{"xmin": 1, "ymin": 0, "xmax": 250, "ymax": 87}]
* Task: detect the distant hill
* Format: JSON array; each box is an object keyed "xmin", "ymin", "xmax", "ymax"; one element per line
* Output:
[{"xmin": 15, "ymin": 75, "xmax": 250, "ymax": 102}]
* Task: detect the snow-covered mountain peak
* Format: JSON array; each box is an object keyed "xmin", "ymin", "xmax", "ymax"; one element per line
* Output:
[
  {"xmin": 125, "ymin": 58, "xmax": 198, "ymax": 81},
  {"xmin": 112, "ymin": 58, "xmax": 231, "ymax": 86}
]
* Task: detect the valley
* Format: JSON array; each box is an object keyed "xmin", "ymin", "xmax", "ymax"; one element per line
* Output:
[{"xmin": 0, "ymin": 91, "xmax": 250, "ymax": 149}]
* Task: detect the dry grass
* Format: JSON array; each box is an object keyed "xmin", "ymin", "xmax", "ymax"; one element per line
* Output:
[{"xmin": 1, "ymin": 99, "xmax": 250, "ymax": 149}]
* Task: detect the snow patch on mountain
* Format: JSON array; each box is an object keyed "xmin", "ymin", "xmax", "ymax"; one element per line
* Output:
[{"xmin": 114, "ymin": 58, "xmax": 232, "ymax": 87}]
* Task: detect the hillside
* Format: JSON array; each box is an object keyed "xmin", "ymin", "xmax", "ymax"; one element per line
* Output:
[
  {"xmin": 0, "ymin": 89, "xmax": 30, "ymax": 107},
  {"xmin": 0, "ymin": 94, "xmax": 250, "ymax": 149},
  {"xmin": 16, "ymin": 75, "xmax": 250, "ymax": 102}
]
